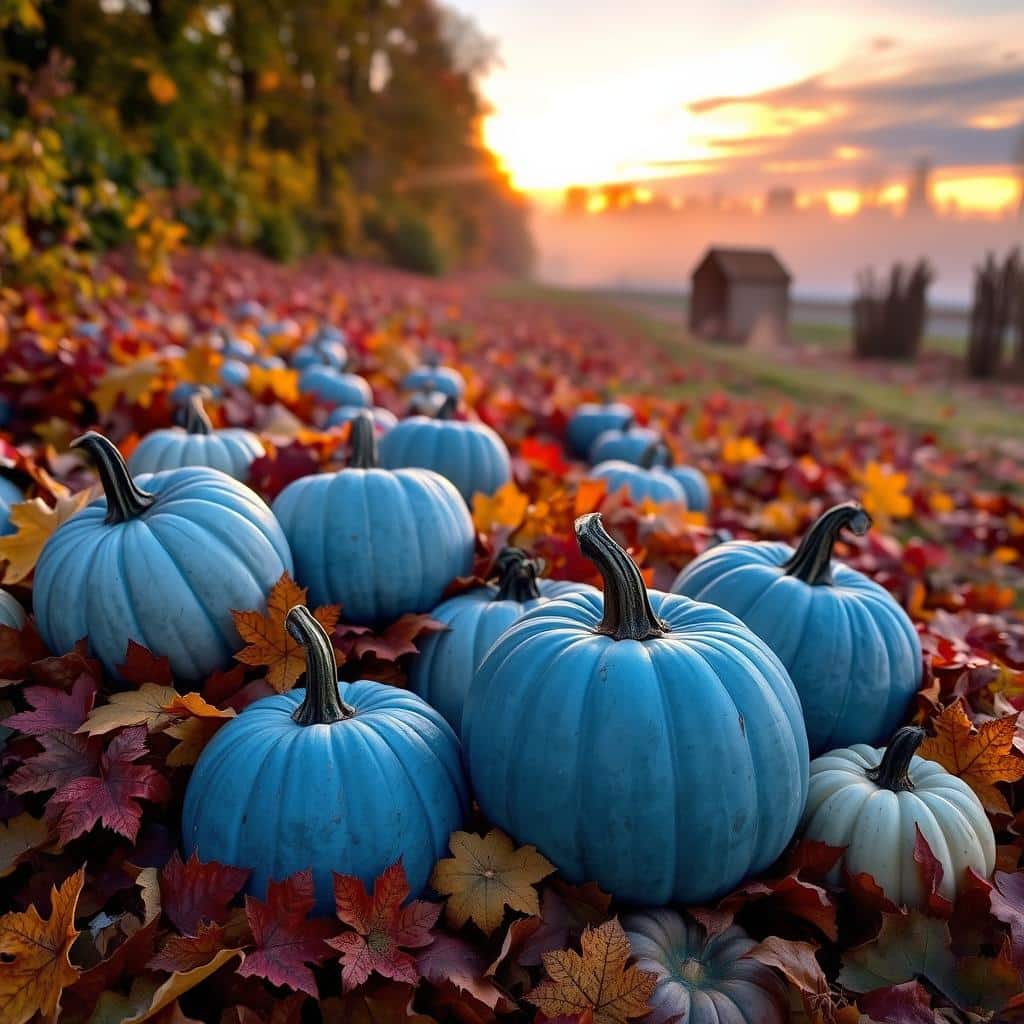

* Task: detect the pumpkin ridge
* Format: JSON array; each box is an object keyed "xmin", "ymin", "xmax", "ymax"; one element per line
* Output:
[
  {"xmin": 824, "ymin": 590, "xmax": 867, "ymax": 749},
  {"xmin": 647, "ymin": 641, "xmax": 682, "ymax": 903}
]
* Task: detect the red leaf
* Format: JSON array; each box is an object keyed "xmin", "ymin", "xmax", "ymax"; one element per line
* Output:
[
  {"xmin": 148, "ymin": 922, "xmax": 230, "ymax": 973},
  {"xmin": 913, "ymin": 826, "xmax": 953, "ymax": 918},
  {"xmin": 9, "ymin": 730, "xmax": 101, "ymax": 794},
  {"xmin": 117, "ymin": 640, "xmax": 173, "ymax": 687},
  {"xmin": 745, "ymin": 936, "xmax": 833, "ymax": 1021},
  {"xmin": 991, "ymin": 870, "xmax": 1024, "ymax": 968},
  {"xmin": 29, "ymin": 643, "xmax": 101, "ymax": 690},
  {"xmin": 351, "ymin": 614, "xmax": 447, "ymax": 663},
  {"xmin": 249, "ymin": 443, "xmax": 320, "ymax": 501},
  {"xmin": 160, "ymin": 850, "xmax": 250, "ymax": 936},
  {"xmin": 519, "ymin": 437, "xmax": 570, "ymax": 476},
  {"xmin": 0, "ymin": 620, "xmax": 49, "ymax": 684},
  {"xmin": 847, "ymin": 871, "xmax": 901, "ymax": 914},
  {"xmin": 237, "ymin": 869, "xmax": 338, "ymax": 998},
  {"xmin": 416, "ymin": 934, "xmax": 506, "ymax": 1010},
  {"xmin": 4, "ymin": 674, "xmax": 97, "ymax": 736},
  {"xmin": 45, "ymin": 726, "xmax": 170, "ymax": 843},
  {"xmin": 330, "ymin": 861, "xmax": 441, "ymax": 992},
  {"xmin": 857, "ymin": 980, "xmax": 935, "ymax": 1023}
]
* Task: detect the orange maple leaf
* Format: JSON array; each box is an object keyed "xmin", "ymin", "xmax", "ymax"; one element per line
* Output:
[
  {"xmin": 0, "ymin": 491, "xmax": 93, "ymax": 584},
  {"xmin": 527, "ymin": 918, "xmax": 656, "ymax": 1024},
  {"xmin": 472, "ymin": 481, "xmax": 529, "ymax": 534},
  {"xmin": 248, "ymin": 365, "xmax": 300, "ymax": 404},
  {"xmin": 232, "ymin": 573, "xmax": 340, "ymax": 692},
  {"xmin": 0, "ymin": 866, "xmax": 84, "ymax": 1024},
  {"xmin": 918, "ymin": 701, "xmax": 1024, "ymax": 815}
]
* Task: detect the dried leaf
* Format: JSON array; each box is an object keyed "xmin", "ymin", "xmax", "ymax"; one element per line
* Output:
[
  {"xmin": 472, "ymin": 481, "xmax": 528, "ymax": 533},
  {"xmin": 0, "ymin": 491, "xmax": 92, "ymax": 584},
  {"xmin": 77, "ymin": 683, "xmax": 180, "ymax": 736},
  {"xmin": 351, "ymin": 613, "xmax": 447, "ymax": 663},
  {"xmin": 160, "ymin": 850, "xmax": 250, "ymax": 936},
  {"xmin": 3, "ymin": 673, "xmax": 96, "ymax": 736}
]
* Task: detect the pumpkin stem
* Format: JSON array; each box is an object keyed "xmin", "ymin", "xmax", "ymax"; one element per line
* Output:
[
  {"xmin": 180, "ymin": 393, "xmax": 214, "ymax": 435},
  {"xmin": 781, "ymin": 501, "xmax": 871, "ymax": 586},
  {"xmin": 348, "ymin": 411, "xmax": 379, "ymax": 469},
  {"xmin": 865, "ymin": 726, "xmax": 925, "ymax": 792},
  {"xmin": 71, "ymin": 432, "xmax": 155, "ymax": 524},
  {"xmin": 575, "ymin": 512, "xmax": 668, "ymax": 641},
  {"xmin": 494, "ymin": 547, "xmax": 543, "ymax": 602},
  {"xmin": 424, "ymin": 349, "xmax": 441, "ymax": 368},
  {"xmin": 286, "ymin": 606, "xmax": 354, "ymax": 725},
  {"xmin": 436, "ymin": 394, "xmax": 458, "ymax": 421},
  {"xmin": 638, "ymin": 441, "xmax": 671, "ymax": 470}
]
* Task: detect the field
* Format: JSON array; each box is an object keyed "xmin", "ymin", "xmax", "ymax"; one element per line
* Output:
[{"xmin": 0, "ymin": 251, "xmax": 1023, "ymax": 1024}]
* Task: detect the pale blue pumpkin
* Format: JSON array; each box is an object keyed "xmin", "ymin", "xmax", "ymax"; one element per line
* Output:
[
  {"xmin": 672, "ymin": 502, "xmax": 922, "ymax": 756},
  {"xmin": 409, "ymin": 549, "xmax": 596, "ymax": 735},
  {"xmin": 402, "ymin": 354, "xmax": 465, "ymax": 399},
  {"xmin": 182, "ymin": 606, "xmax": 468, "ymax": 914},
  {"xmin": 273, "ymin": 412, "xmax": 474, "ymax": 624},
  {"xmin": 588, "ymin": 425, "xmax": 663, "ymax": 466},
  {"xmin": 0, "ymin": 476, "xmax": 23, "ymax": 536},
  {"xmin": 220, "ymin": 359, "xmax": 250, "ymax": 388},
  {"xmin": 0, "ymin": 590, "xmax": 25, "ymax": 630},
  {"xmin": 462, "ymin": 513, "xmax": 809, "ymax": 904},
  {"xmin": 128, "ymin": 395, "xmax": 265, "ymax": 483},
  {"xmin": 590, "ymin": 444, "xmax": 687, "ymax": 504},
  {"xmin": 668, "ymin": 464, "xmax": 711, "ymax": 513},
  {"xmin": 378, "ymin": 397, "xmax": 511, "ymax": 502},
  {"xmin": 326, "ymin": 404, "xmax": 398, "ymax": 435},
  {"xmin": 565, "ymin": 401, "xmax": 633, "ymax": 460},
  {"xmin": 34, "ymin": 432, "xmax": 293, "ymax": 683},
  {"xmin": 298, "ymin": 365, "xmax": 372, "ymax": 407},
  {"xmin": 292, "ymin": 338, "xmax": 348, "ymax": 371}
]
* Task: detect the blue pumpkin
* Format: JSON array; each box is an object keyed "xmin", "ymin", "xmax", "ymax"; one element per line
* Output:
[
  {"xmin": 298, "ymin": 365, "xmax": 372, "ymax": 408},
  {"xmin": 220, "ymin": 333, "xmax": 256, "ymax": 361},
  {"xmin": 667, "ymin": 464, "xmax": 711, "ymax": 512},
  {"xmin": 182, "ymin": 606, "xmax": 468, "ymax": 914},
  {"xmin": 292, "ymin": 338, "xmax": 348, "ymax": 371},
  {"xmin": 379, "ymin": 397, "xmax": 511, "ymax": 502},
  {"xmin": 410, "ymin": 549, "xmax": 596, "ymax": 735},
  {"xmin": 462, "ymin": 513, "xmax": 808, "ymax": 904},
  {"xmin": 220, "ymin": 359, "xmax": 250, "ymax": 388},
  {"xmin": 565, "ymin": 401, "xmax": 633, "ymax": 460},
  {"xmin": 0, "ymin": 476, "xmax": 24, "ymax": 536},
  {"xmin": 0, "ymin": 589, "xmax": 25, "ymax": 630},
  {"xmin": 273, "ymin": 412, "xmax": 474, "ymax": 624},
  {"xmin": 672, "ymin": 502, "xmax": 922, "ymax": 756},
  {"xmin": 588, "ymin": 425, "xmax": 663, "ymax": 466},
  {"xmin": 34, "ymin": 433, "xmax": 293, "ymax": 683},
  {"xmin": 590, "ymin": 443, "xmax": 687, "ymax": 504},
  {"xmin": 402, "ymin": 353, "xmax": 465, "ymax": 399},
  {"xmin": 128, "ymin": 395, "xmax": 265, "ymax": 483},
  {"xmin": 326, "ymin": 404, "xmax": 398, "ymax": 435}
]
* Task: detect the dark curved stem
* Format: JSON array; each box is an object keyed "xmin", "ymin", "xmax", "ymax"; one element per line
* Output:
[
  {"xmin": 575, "ymin": 513, "xmax": 668, "ymax": 641},
  {"xmin": 865, "ymin": 726, "xmax": 924, "ymax": 792},
  {"xmin": 493, "ymin": 547, "xmax": 543, "ymax": 602},
  {"xmin": 782, "ymin": 502, "xmax": 871, "ymax": 586},
  {"xmin": 639, "ymin": 441, "xmax": 671, "ymax": 470},
  {"xmin": 181, "ymin": 393, "xmax": 213, "ymax": 435},
  {"xmin": 436, "ymin": 394, "xmax": 458, "ymax": 420},
  {"xmin": 286, "ymin": 606, "xmax": 354, "ymax": 725},
  {"xmin": 424, "ymin": 349, "xmax": 441, "ymax": 368},
  {"xmin": 348, "ymin": 411, "xmax": 379, "ymax": 469},
  {"xmin": 71, "ymin": 432, "xmax": 155, "ymax": 524}
]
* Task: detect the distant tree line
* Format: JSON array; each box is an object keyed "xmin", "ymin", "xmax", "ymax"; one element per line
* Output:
[{"xmin": 0, "ymin": 0, "xmax": 533, "ymax": 275}]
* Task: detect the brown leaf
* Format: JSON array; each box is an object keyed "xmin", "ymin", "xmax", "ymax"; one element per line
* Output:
[
  {"xmin": 77, "ymin": 683, "xmax": 180, "ymax": 736},
  {"xmin": 0, "ymin": 491, "xmax": 92, "ymax": 584},
  {"xmin": 0, "ymin": 812, "xmax": 51, "ymax": 878}
]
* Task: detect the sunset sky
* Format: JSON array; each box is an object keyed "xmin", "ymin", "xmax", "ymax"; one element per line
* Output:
[{"xmin": 451, "ymin": 0, "xmax": 1024, "ymax": 213}]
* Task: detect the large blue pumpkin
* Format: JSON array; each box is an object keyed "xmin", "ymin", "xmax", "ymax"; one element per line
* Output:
[
  {"xmin": 182, "ymin": 606, "xmax": 468, "ymax": 914},
  {"xmin": 0, "ymin": 475, "xmax": 23, "ymax": 536},
  {"xmin": 673, "ymin": 502, "xmax": 922, "ymax": 755},
  {"xmin": 565, "ymin": 401, "xmax": 633, "ymax": 460},
  {"xmin": 462, "ymin": 513, "xmax": 808, "ymax": 904},
  {"xmin": 409, "ymin": 549, "xmax": 596, "ymax": 735},
  {"xmin": 34, "ymin": 432, "xmax": 293, "ymax": 683},
  {"xmin": 298, "ymin": 365, "xmax": 372, "ymax": 408},
  {"xmin": 588, "ymin": 424, "xmax": 662, "ymax": 466},
  {"xmin": 128, "ymin": 394, "xmax": 265, "ymax": 483},
  {"xmin": 273, "ymin": 412, "xmax": 474, "ymax": 624},
  {"xmin": 378, "ymin": 397, "xmax": 511, "ymax": 502},
  {"xmin": 402, "ymin": 353, "xmax": 465, "ymax": 399}
]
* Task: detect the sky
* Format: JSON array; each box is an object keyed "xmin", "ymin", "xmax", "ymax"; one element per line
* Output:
[{"xmin": 448, "ymin": 0, "xmax": 1024, "ymax": 212}]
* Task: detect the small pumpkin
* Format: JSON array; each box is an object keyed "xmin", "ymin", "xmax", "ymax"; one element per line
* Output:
[
  {"xmin": 565, "ymin": 400, "xmax": 633, "ymax": 460},
  {"xmin": 34, "ymin": 432, "xmax": 292, "ymax": 683},
  {"xmin": 326, "ymin": 404, "xmax": 398, "ymax": 435},
  {"xmin": 0, "ymin": 475, "xmax": 24, "ymax": 536},
  {"xmin": 298, "ymin": 365, "xmax": 372, "ymax": 408},
  {"xmin": 219, "ymin": 332, "xmax": 256, "ymax": 361},
  {"xmin": 402, "ymin": 352, "xmax": 466, "ymax": 399},
  {"xmin": 590, "ymin": 442, "xmax": 687, "ymax": 504},
  {"xmin": 220, "ymin": 358, "xmax": 250, "ymax": 388},
  {"xmin": 379, "ymin": 395, "xmax": 511, "ymax": 502},
  {"xmin": 0, "ymin": 589, "xmax": 25, "ymax": 630},
  {"xmin": 588, "ymin": 424, "xmax": 662, "ymax": 466},
  {"xmin": 624, "ymin": 909, "xmax": 788, "ymax": 1024},
  {"xmin": 182, "ymin": 606, "xmax": 468, "ymax": 914},
  {"xmin": 802, "ymin": 727, "xmax": 995, "ymax": 908},
  {"xmin": 128, "ymin": 394, "xmax": 265, "ymax": 483},
  {"xmin": 409, "ymin": 548, "xmax": 596, "ymax": 734},
  {"xmin": 292, "ymin": 333, "xmax": 348, "ymax": 371},
  {"xmin": 462, "ymin": 513, "xmax": 808, "ymax": 904},
  {"xmin": 273, "ymin": 411, "xmax": 475, "ymax": 624},
  {"xmin": 673, "ymin": 502, "xmax": 922, "ymax": 755}
]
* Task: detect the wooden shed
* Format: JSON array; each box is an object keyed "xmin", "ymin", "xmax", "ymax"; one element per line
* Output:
[{"xmin": 689, "ymin": 247, "xmax": 791, "ymax": 343}]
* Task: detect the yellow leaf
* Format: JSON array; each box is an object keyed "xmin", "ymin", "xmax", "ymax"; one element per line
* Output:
[
  {"xmin": 147, "ymin": 71, "xmax": 178, "ymax": 105},
  {"xmin": 232, "ymin": 572, "xmax": 340, "ymax": 692},
  {"xmin": 160, "ymin": 692, "xmax": 235, "ymax": 766},
  {"xmin": 431, "ymin": 828, "xmax": 555, "ymax": 936},
  {"xmin": 248, "ymin": 365, "xmax": 299, "ymax": 404},
  {"xmin": 472, "ymin": 481, "xmax": 529, "ymax": 534},
  {"xmin": 77, "ymin": 683, "xmax": 181, "ymax": 736},
  {"xmin": 527, "ymin": 918, "xmax": 657, "ymax": 1024},
  {"xmin": 92, "ymin": 359, "xmax": 162, "ymax": 416},
  {"xmin": 859, "ymin": 461, "xmax": 913, "ymax": 525},
  {"xmin": 0, "ymin": 867, "xmax": 83, "ymax": 1024},
  {"xmin": 0, "ymin": 491, "xmax": 92, "ymax": 584},
  {"xmin": 0, "ymin": 813, "xmax": 50, "ymax": 879},
  {"xmin": 721, "ymin": 436, "xmax": 762, "ymax": 464}
]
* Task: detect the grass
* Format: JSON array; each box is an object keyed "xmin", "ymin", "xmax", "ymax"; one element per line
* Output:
[{"xmin": 491, "ymin": 281, "xmax": 1024, "ymax": 446}]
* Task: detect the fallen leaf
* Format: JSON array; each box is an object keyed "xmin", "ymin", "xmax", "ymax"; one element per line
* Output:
[
  {"xmin": 124, "ymin": 947, "xmax": 243, "ymax": 1023},
  {"xmin": 990, "ymin": 870, "xmax": 1024, "ymax": 967},
  {"xmin": 160, "ymin": 850, "xmax": 250, "ymax": 936},
  {"xmin": 148, "ymin": 922, "xmax": 230, "ymax": 974},
  {"xmin": 233, "ymin": 572, "xmax": 340, "ymax": 692},
  {"xmin": 472, "ymin": 481, "xmax": 529, "ymax": 534},
  {"xmin": 0, "ymin": 812, "xmax": 50, "ymax": 879},
  {"xmin": 118, "ymin": 641, "xmax": 174, "ymax": 687},
  {"xmin": 745, "ymin": 937, "xmax": 832, "ymax": 1021},
  {"xmin": 0, "ymin": 491, "xmax": 92, "ymax": 584},
  {"xmin": 3, "ymin": 674, "xmax": 96, "ymax": 736},
  {"xmin": 416, "ymin": 933, "xmax": 506, "ymax": 1009},
  {"xmin": 913, "ymin": 825, "xmax": 953, "ymax": 918},
  {"xmin": 9, "ymin": 729, "xmax": 101, "ymax": 794},
  {"xmin": 527, "ymin": 918, "xmax": 656, "ymax": 1024},
  {"xmin": 0, "ymin": 866, "xmax": 84, "ymax": 1024},
  {"xmin": 92, "ymin": 359, "xmax": 162, "ymax": 416},
  {"xmin": 918, "ymin": 701, "xmax": 1024, "ymax": 814},
  {"xmin": 76, "ymin": 683, "xmax": 180, "ymax": 736},
  {"xmin": 856, "ymin": 980, "xmax": 934, "ymax": 1024},
  {"xmin": 351, "ymin": 613, "xmax": 447, "ymax": 663}
]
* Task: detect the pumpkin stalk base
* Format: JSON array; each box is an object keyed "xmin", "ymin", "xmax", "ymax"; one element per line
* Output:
[
  {"xmin": 286, "ymin": 606, "xmax": 355, "ymax": 725},
  {"xmin": 782, "ymin": 501, "xmax": 871, "ymax": 586},
  {"xmin": 865, "ymin": 726, "xmax": 925, "ymax": 792}
]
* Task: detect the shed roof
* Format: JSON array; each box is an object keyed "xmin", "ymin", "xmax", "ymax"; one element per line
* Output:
[{"xmin": 694, "ymin": 247, "xmax": 791, "ymax": 285}]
